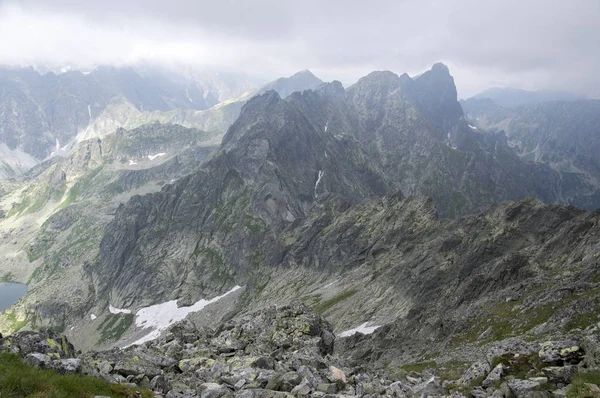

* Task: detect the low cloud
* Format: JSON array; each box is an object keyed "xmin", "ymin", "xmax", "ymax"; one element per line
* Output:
[{"xmin": 1, "ymin": 0, "xmax": 599, "ymax": 97}]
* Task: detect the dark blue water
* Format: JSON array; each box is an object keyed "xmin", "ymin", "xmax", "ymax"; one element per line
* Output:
[{"xmin": 0, "ymin": 282, "xmax": 27, "ymax": 312}]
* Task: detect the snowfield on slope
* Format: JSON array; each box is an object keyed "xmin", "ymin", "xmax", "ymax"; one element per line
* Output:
[
  {"xmin": 128, "ymin": 285, "xmax": 242, "ymax": 346},
  {"xmin": 339, "ymin": 322, "xmax": 380, "ymax": 337},
  {"xmin": 147, "ymin": 153, "xmax": 166, "ymax": 161},
  {"xmin": 109, "ymin": 305, "xmax": 131, "ymax": 314}
]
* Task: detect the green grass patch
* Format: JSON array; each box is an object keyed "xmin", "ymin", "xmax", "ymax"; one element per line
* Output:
[
  {"xmin": 565, "ymin": 309, "xmax": 600, "ymax": 331},
  {"xmin": 3, "ymin": 311, "xmax": 28, "ymax": 333},
  {"xmin": 454, "ymin": 299, "xmax": 560, "ymax": 345},
  {"xmin": 0, "ymin": 272, "xmax": 16, "ymax": 282},
  {"xmin": 490, "ymin": 352, "xmax": 544, "ymax": 379},
  {"xmin": 400, "ymin": 361, "xmax": 437, "ymax": 373},
  {"xmin": 316, "ymin": 289, "xmax": 357, "ymax": 313},
  {"xmin": 97, "ymin": 314, "xmax": 134, "ymax": 344},
  {"xmin": 56, "ymin": 164, "xmax": 104, "ymax": 210},
  {"xmin": 8, "ymin": 182, "xmax": 67, "ymax": 217},
  {"xmin": 567, "ymin": 371, "xmax": 600, "ymax": 398},
  {"xmin": 438, "ymin": 361, "xmax": 472, "ymax": 381},
  {"xmin": 0, "ymin": 352, "xmax": 151, "ymax": 398}
]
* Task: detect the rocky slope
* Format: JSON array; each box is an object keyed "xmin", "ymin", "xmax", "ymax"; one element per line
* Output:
[
  {"xmin": 2, "ymin": 304, "xmax": 600, "ymax": 397},
  {"xmin": 0, "ymin": 122, "xmax": 219, "ymax": 341}
]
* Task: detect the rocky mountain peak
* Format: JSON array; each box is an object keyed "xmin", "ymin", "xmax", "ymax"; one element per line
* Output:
[
  {"xmin": 258, "ymin": 70, "xmax": 324, "ymax": 99},
  {"xmin": 316, "ymin": 80, "xmax": 345, "ymax": 97},
  {"xmin": 406, "ymin": 62, "xmax": 464, "ymax": 134},
  {"xmin": 430, "ymin": 61, "xmax": 451, "ymax": 74},
  {"xmin": 350, "ymin": 70, "xmax": 402, "ymax": 92}
]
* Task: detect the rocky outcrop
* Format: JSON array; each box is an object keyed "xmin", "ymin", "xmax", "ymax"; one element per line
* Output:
[{"xmin": 3, "ymin": 305, "xmax": 600, "ymax": 397}]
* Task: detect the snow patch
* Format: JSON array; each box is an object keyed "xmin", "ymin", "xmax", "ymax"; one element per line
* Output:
[
  {"xmin": 324, "ymin": 151, "xmax": 328, "ymax": 158},
  {"xmin": 128, "ymin": 285, "xmax": 242, "ymax": 346},
  {"xmin": 339, "ymin": 322, "xmax": 380, "ymax": 337},
  {"xmin": 87, "ymin": 104, "xmax": 92, "ymax": 119},
  {"xmin": 147, "ymin": 153, "xmax": 166, "ymax": 161},
  {"xmin": 468, "ymin": 124, "xmax": 478, "ymax": 130},
  {"xmin": 90, "ymin": 314, "xmax": 97, "ymax": 321},
  {"xmin": 109, "ymin": 305, "xmax": 131, "ymax": 315},
  {"xmin": 186, "ymin": 88, "xmax": 193, "ymax": 103},
  {"xmin": 324, "ymin": 122, "xmax": 329, "ymax": 132},
  {"xmin": 129, "ymin": 160, "xmax": 137, "ymax": 165},
  {"xmin": 314, "ymin": 170, "xmax": 324, "ymax": 198}
]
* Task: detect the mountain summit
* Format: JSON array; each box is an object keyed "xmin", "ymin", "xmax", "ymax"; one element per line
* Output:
[{"xmin": 258, "ymin": 70, "xmax": 324, "ymax": 99}]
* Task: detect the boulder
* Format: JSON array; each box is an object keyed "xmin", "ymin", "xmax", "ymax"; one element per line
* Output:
[
  {"xmin": 482, "ymin": 363, "xmax": 508, "ymax": 387},
  {"xmin": 538, "ymin": 341, "xmax": 584, "ymax": 365},
  {"xmin": 542, "ymin": 365, "xmax": 577, "ymax": 384},
  {"xmin": 250, "ymin": 356, "xmax": 275, "ymax": 370},
  {"xmin": 198, "ymin": 382, "xmax": 231, "ymax": 398},
  {"xmin": 508, "ymin": 379, "xmax": 542, "ymax": 397},
  {"xmin": 316, "ymin": 383, "xmax": 337, "ymax": 394},
  {"xmin": 24, "ymin": 353, "xmax": 51, "ymax": 369},
  {"xmin": 151, "ymin": 375, "xmax": 171, "ymax": 393},
  {"xmin": 290, "ymin": 381, "xmax": 312, "ymax": 396},
  {"xmin": 50, "ymin": 358, "xmax": 82, "ymax": 374},
  {"xmin": 166, "ymin": 387, "xmax": 198, "ymax": 398},
  {"xmin": 326, "ymin": 365, "xmax": 347, "ymax": 385},
  {"xmin": 459, "ymin": 361, "xmax": 491, "ymax": 385},
  {"xmin": 114, "ymin": 358, "xmax": 161, "ymax": 378}
]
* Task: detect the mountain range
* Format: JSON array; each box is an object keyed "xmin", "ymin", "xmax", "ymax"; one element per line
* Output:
[
  {"xmin": 1, "ymin": 62, "xmax": 600, "ymax": 396},
  {"xmin": 470, "ymin": 87, "xmax": 587, "ymax": 108}
]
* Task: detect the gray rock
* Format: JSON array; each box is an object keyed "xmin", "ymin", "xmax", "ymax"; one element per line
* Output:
[
  {"xmin": 50, "ymin": 358, "xmax": 82, "ymax": 374},
  {"xmin": 198, "ymin": 382, "xmax": 230, "ymax": 398},
  {"xmin": 280, "ymin": 371, "xmax": 303, "ymax": 389},
  {"xmin": 166, "ymin": 387, "xmax": 198, "ymax": 398},
  {"xmin": 471, "ymin": 387, "xmax": 487, "ymax": 398},
  {"xmin": 114, "ymin": 358, "xmax": 161, "ymax": 378},
  {"xmin": 542, "ymin": 366, "xmax": 577, "ymax": 384},
  {"xmin": 412, "ymin": 376, "xmax": 445, "ymax": 397},
  {"xmin": 251, "ymin": 356, "xmax": 275, "ymax": 370},
  {"xmin": 319, "ymin": 330, "xmax": 335, "ymax": 355},
  {"xmin": 317, "ymin": 383, "xmax": 337, "ymax": 394},
  {"xmin": 290, "ymin": 381, "xmax": 312, "ymax": 396},
  {"xmin": 538, "ymin": 342, "xmax": 584, "ymax": 365},
  {"xmin": 552, "ymin": 385, "xmax": 571, "ymax": 398},
  {"xmin": 483, "ymin": 363, "xmax": 508, "ymax": 388},
  {"xmin": 297, "ymin": 365, "xmax": 322, "ymax": 388},
  {"xmin": 97, "ymin": 361, "xmax": 114, "ymax": 375},
  {"xmin": 24, "ymin": 353, "xmax": 51, "ymax": 369},
  {"xmin": 459, "ymin": 361, "xmax": 491, "ymax": 385},
  {"xmin": 508, "ymin": 379, "xmax": 542, "ymax": 397},
  {"xmin": 151, "ymin": 375, "xmax": 171, "ymax": 393}
]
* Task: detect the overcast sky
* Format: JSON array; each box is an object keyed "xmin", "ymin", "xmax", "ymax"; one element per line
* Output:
[{"xmin": 0, "ymin": 0, "xmax": 599, "ymax": 98}]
